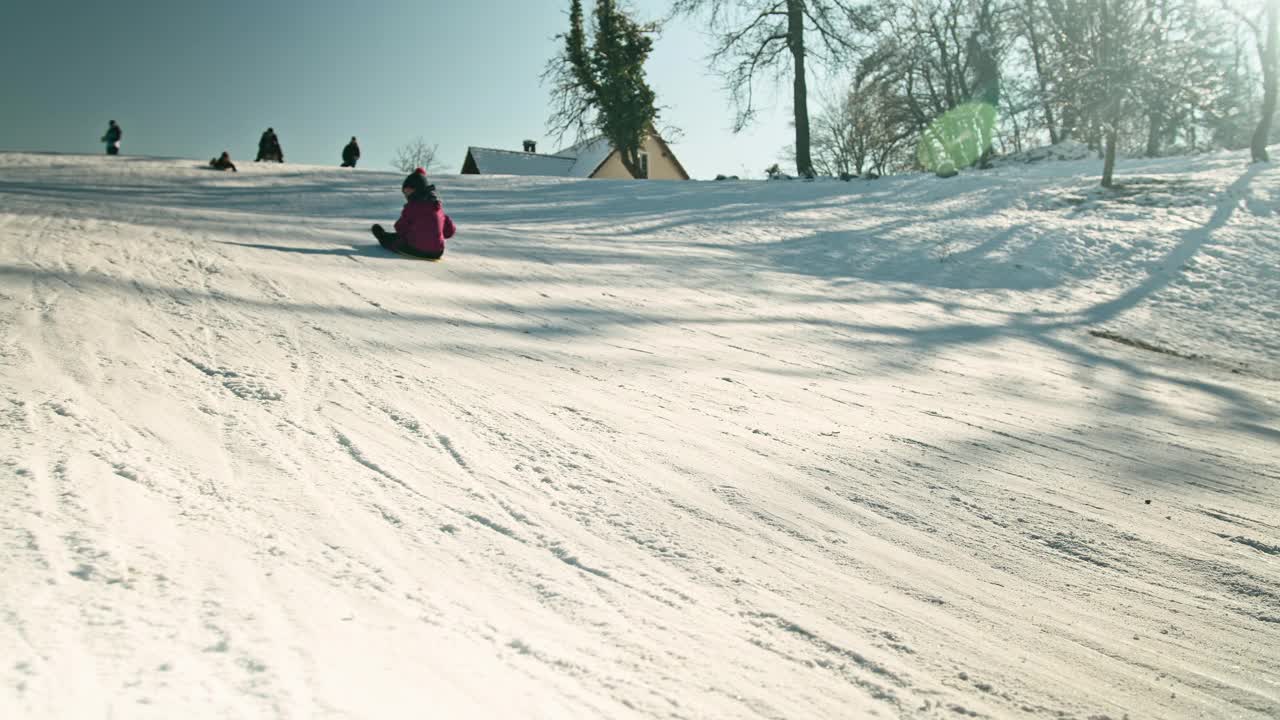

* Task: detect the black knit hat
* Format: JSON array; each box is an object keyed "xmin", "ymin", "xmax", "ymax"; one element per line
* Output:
[{"xmin": 402, "ymin": 168, "xmax": 428, "ymax": 194}]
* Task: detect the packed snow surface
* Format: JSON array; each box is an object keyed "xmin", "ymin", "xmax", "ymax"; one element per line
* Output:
[{"xmin": 1, "ymin": 150, "xmax": 1277, "ymax": 719}]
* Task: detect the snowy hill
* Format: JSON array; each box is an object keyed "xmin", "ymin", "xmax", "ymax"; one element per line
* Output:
[{"xmin": 1, "ymin": 150, "xmax": 1277, "ymax": 719}]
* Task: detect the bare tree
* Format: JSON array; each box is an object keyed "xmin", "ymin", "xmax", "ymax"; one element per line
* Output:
[
  {"xmin": 1016, "ymin": 0, "xmax": 1062, "ymax": 143},
  {"xmin": 1076, "ymin": 0, "xmax": 1213, "ymax": 185},
  {"xmin": 1233, "ymin": 0, "xmax": 1280, "ymax": 160},
  {"xmin": 1255, "ymin": 0, "xmax": 1279, "ymax": 160},
  {"xmin": 856, "ymin": 0, "xmax": 1009, "ymax": 173},
  {"xmin": 810, "ymin": 91, "xmax": 862, "ymax": 176},
  {"xmin": 1009, "ymin": 0, "xmax": 1164, "ymax": 185},
  {"xmin": 1219, "ymin": 1, "xmax": 1279, "ymax": 160},
  {"xmin": 671, "ymin": 0, "xmax": 876, "ymax": 177},
  {"xmin": 1006, "ymin": 0, "xmax": 1233, "ymax": 162},
  {"xmin": 811, "ymin": 81, "xmax": 914, "ymax": 175},
  {"xmin": 1026, "ymin": 0, "xmax": 1094, "ymax": 143},
  {"xmin": 1201, "ymin": 20, "xmax": 1264, "ymax": 150},
  {"xmin": 390, "ymin": 137, "xmax": 440, "ymax": 174}
]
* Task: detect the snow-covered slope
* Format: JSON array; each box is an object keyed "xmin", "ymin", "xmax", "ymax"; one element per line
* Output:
[{"xmin": 1, "ymin": 151, "xmax": 1277, "ymax": 719}]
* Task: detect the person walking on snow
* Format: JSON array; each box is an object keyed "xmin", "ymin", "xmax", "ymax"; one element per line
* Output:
[
  {"xmin": 256, "ymin": 128, "xmax": 283, "ymax": 162},
  {"xmin": 341, "ymin": 137, "xmax": 360, "ymax": 167},
  {"xmin": 371, "ymin": 168, "xmax": 455, "ymax": 260},
  {"xmin": 101, "ymin": 120, "xmax": 122, "ymax": 155}
]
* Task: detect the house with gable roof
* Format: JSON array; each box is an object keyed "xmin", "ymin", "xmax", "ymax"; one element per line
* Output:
[{"xmin": 461, "ymin": 127, "xmax": 689, "ymax": 180}]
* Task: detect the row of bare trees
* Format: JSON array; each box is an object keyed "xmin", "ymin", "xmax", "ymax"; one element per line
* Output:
[
  {"xmin": 545, "ymin": 0, "xmax": 1277, "ymax": 186},
  {"xmin": 675, "ymin": 0, "xmax": 1278, "ymax": 186}
]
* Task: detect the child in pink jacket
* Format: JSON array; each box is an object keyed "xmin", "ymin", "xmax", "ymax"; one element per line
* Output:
[{"xmin": 372, "ymin": 168, "xmax": 456, "ymax": 260}]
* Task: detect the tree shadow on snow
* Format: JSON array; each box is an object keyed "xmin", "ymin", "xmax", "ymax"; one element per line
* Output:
[{"xmin": 3, "ymin": 158, "xmax": 1274, "ymax": 466}]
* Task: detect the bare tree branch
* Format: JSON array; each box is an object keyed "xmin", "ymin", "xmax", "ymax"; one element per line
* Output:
[
  {"xmin": 390, "ymin": 138, "xmax": 440, "ymax": 174},
  {"xmin": 673, "ymin": 0, "xmax": 878, "ymax": 176}
]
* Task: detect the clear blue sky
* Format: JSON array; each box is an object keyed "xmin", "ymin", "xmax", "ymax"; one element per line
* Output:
[{"xmin": 0, "ymin": 0, "xmax": 805, "ymax": 179}]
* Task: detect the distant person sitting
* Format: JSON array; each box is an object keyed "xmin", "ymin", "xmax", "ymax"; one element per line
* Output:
[
  {"xmin": 341, "ymin": 137, "xmax": 360, "ymax": 167},
  {"xmin": 370, "ymin": 168, "xmax": 456, "ymax": 260},
  {"xmin": 255, "ymin": 128, "xmax": 283, "ymax": 162},
  {"xmin": 101, "ymin": 120, "xmax": 122, "ymax": 155},
  {"xmin": 209, "ymin": 151, "xmax": 238, "ymax": 172}
]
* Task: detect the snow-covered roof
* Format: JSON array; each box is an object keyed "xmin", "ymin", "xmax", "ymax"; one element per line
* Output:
[
  {"xmin": 464, "ymin": 135, "xmax": 617, "ymax": 178},
  {"xmin": 464, "ymin": 147, "xmax": 576, "ymax": 177},
  {"xmin": 554, "ymin": 136, "xmax": 615, "ymax": 178}
]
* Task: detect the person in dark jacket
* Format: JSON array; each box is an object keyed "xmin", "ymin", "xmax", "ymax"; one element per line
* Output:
[
  {"xmin": 255, "ymin": 128, "xmax": 283, "ymax": 162},
  {"xmin": 209, "ymin": 151, "xmax": 238, "ymax": 171},
  {"xmin": 101, "ymin": 120, "xmax": 122, "ymax": 155},
  {"xmin": 341, "ymin": 137, "xmax": 360, "ymax": 167},
  {"xmin": 371, "ymin": 168, "xmax": 455, "ymax": 259}
]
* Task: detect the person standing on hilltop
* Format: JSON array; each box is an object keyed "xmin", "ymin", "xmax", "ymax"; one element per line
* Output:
[
  {"xmin": 341, "ymin": 137, "xmax": 360, "ymax": 168},
  {"xmin": 101, "ymin": 120, "xmax": 122, "ymax": 155},
  {"xmin": 256, "ymin": 128, "xmax": 283, "ymax": 162}
]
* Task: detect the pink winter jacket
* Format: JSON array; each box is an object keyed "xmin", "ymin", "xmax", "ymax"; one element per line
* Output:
[{"xmin": 394, "ymin": 199, "xmax": 456, "ymax": 256}]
